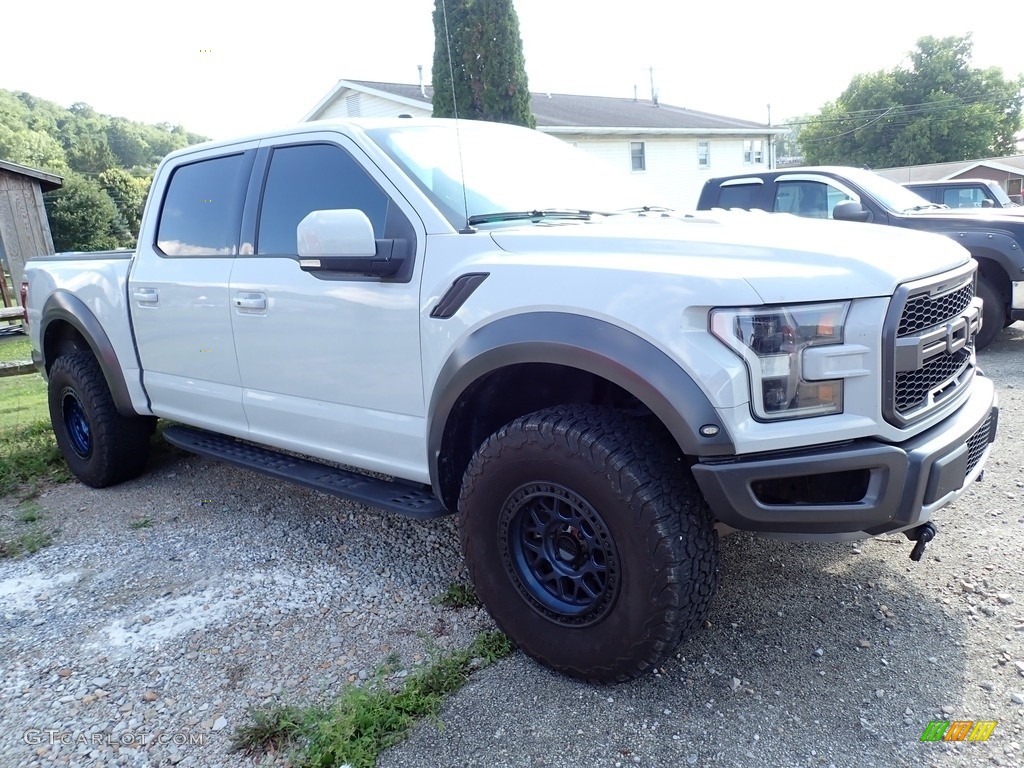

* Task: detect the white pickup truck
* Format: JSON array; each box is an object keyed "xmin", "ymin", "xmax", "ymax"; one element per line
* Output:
[{"xmin": 23, "ymin": 118, "xmax": 998, "ymax": 682}]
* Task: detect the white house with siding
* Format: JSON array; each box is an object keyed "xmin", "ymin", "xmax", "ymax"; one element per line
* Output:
[{"xmin": 303, "ymin": 80, "xmax": 785, "ymax": 210}]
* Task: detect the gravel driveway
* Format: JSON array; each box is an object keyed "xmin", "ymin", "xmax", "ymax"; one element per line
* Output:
[{"xmin": 1, "ymin": 323, "xmax": 1021, "ymax": 768}]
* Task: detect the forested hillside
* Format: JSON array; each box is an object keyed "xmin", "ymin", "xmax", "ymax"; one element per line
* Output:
[{"xmin": 0, "ymin": 89, "xmax": 207, "ymax": 251}]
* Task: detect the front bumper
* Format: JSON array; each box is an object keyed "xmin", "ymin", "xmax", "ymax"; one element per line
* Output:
[
  {"xmin": 1012, "ymin": 280, "xmax": 1024, "ymax": 321},
  {"xmin": 691, "ymin": 375, "xmax": 998, "ymax": 539}
]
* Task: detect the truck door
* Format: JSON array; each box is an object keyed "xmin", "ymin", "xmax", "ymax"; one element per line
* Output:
[
  {"xmin": 228, "ymin": 134, "xmax": 427, "ymax": 479},
  {"xmin": 129, "ymin": 146, "xmax": 256, "ymax": 434}
]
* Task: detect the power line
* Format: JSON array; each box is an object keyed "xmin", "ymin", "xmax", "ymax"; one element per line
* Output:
[{"xmin": 781, "ymin": 90, "xmax": 1021, "ymax": 129}]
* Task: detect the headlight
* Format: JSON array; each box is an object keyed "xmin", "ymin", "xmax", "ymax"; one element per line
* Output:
[{"xmin": 711, "ymin": 301, "xmax": 849, "ymax": 420}]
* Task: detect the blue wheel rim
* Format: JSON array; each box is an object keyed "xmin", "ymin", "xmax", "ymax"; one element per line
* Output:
[
  {"xmin": 61, "ymin": 389, "xmax": 92, "ymax": 459},
  {"xmin": 500, "ymin": 482, "xmax": 619, "ymax": 626}
]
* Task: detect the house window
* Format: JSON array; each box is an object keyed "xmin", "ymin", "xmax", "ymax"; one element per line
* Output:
[
  {"xmin": 698, "ymin": 141, "xmax": 710, "ymax": 168},
  {"xmin": 630, "ymin": 141, "xmax": 646, "ymax": 172},
  {"xmin": 744, "ymin": 140, "xmax": 764, "ymax": 164}
]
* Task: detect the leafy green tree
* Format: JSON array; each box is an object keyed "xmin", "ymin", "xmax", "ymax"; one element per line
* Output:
[
  {"xmin": 432, "ymin": 0, "xmax": 535, "ymax": 127},
  {"xmin": 106, "ymin": 119, "xmax": 152, "ymax": 168},
  {"xmin": 800, "ymin": 35, "xmax": 1023, "ymax": 167},
  {"xmin": 45, "ymin": 173, "xmax": 130, "ymax": 252},
  {"xmin": 0, "ymin": 125, "xmax": 68, "ymax": 173},
  {"xmin": 65, "ymin": 135, "xmax": 119, "ymax": 175},
  {"xmin": 0, "ymin": 87, "xmax": 208, "ymax": 253},
  {"xmin": 774, "ymin": 118, "xmax": 809, "ymax": 163},
  {"xmin": 98, "ymin": 168, "xmax": 151, "ymax": 241}
]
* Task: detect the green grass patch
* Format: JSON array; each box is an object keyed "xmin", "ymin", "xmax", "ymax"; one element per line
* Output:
[
  {"xmin": 0, "ymin": 527, "xmax": 53, "ymax": 557},
  {"xmin": 0, "ymin": 372, "xmax": 48, "ymax": 429},
  {"xmin": 0, "ymin": 368, "xmax": 63, "ymax": 496},
  {"xmin": 232, "ymin": 630, "xmax": 515, "ymax": 768},
  {"xmin": 0, "ymin": 336, "xmax": 32, "ymax": 363},
  {"xmin": 17, "ymin": 500, "xmax": 43, "ymax": 523},
  {"xmin": 129, "ymin": 518, "xmax": 153, "ymax": 529},
  {"xmin": 0, "ymin": 420, "xmax": 69, "ymax": 497},
  {"xmin": 0, "ymin": 500, "xmax": 54, "ymax": 558},
  {"xmin": 433, "ymin": 581, "xmax": 480, "ymax": 610}
]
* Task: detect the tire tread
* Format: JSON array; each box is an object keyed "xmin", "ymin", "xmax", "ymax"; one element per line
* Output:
[
  {"xmin": 48, "ymin": 352, "xmax": 151, "ymax": 488},
  {"xmin": 458, "ymin": 404, "xmax": 719, "ymax": 683}
]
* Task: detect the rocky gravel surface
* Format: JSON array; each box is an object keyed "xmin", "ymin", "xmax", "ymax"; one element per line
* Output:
[
  {"xmin": 0, "ymin": 465, "xmax": 492, "ymax": 767},
  {"xmin": 1, "ymin": 322, "xmax": 1021, "ymax": 768}
]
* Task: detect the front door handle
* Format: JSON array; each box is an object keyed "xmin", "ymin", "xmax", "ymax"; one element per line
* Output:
[
  {"xmin": 234, "ymin": 293, "xmax": 267, "ymax": 312},
  {"xmin": 133, "ymin": 288, "xmax": 159, "ymax": 305}
]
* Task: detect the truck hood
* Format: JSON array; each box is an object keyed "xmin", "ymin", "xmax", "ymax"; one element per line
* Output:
[
  {"xmin": 487, "ymin": 211, "xmax": 971, "ymax": 304},
  {"xmin": 904, "ymin": 208, "xmax": 1024, "ymax": 224}
]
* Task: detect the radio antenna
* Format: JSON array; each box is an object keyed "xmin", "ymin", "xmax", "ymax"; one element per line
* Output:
[{"xmin": 439, "ymin": 0, "xmax": 473, "ymax": 231}]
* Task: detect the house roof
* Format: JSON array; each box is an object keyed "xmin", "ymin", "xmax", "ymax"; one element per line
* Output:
[
  {"xmin": 874, "ymin": 155, "xmax": 1024, "ymax": 183},
  {"xmin": 305, "ymin": 79, "xmax": 783, "ymax": 136},
  {"xmin": 0, "ymin": 159, "xmax": 63, "ymax": 192}
]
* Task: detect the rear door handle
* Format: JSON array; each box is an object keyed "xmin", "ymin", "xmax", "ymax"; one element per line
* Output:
[
  {"xmin": 234, "ymin": 292, "xmax": 267, "ymax": 312},
  {"xmin": 133, "ymin": 288, "xmax": 159, "ymax": 305}
]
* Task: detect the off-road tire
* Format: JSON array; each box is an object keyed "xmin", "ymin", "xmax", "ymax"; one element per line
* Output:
[
  {"xmin": 976, "ymin": 277, "xmax": 1004, "ymax": 350},
  {"xmin": 48, "ymin": 352, "xmax": 153, "ymax": 488},
  {"xmin": 458, "ymin": 405, "xmax": 719, "ymax": 683}
]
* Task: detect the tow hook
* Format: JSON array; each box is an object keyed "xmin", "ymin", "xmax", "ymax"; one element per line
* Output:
[{"xmin": 906, "ymin": 522, "xmax": 937, "ymax": 562}]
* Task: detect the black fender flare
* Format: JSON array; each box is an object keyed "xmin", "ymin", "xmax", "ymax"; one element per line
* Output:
[
  {"xmin": 40, "ymin": 290, "xmax": 139, "ymax": 417},
  {"xmin": 426, "ymin": 311, "xmax": 735, "ymax": 494},
  {"xmin": 937, "ymin": 230, "xmax": 1022, "ymax": 287}
]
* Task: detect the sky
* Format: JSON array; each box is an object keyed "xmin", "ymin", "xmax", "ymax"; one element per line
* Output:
[{"xmin": 3, "ymin": 0, "xmax": 1021, "ymax": 141}]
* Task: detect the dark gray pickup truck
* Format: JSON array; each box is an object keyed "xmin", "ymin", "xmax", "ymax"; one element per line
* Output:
[
  {"xmin": 903, "ymin": 179, "xmax": 1021, "ymax": 211},
  {"xmin": 696, "ymin": 166, "xmax": 1024, "ymax": 349}
]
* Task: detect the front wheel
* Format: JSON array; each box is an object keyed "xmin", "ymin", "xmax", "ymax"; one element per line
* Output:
[
  {"xmin": 975, "ymin": 278, "xmax": 1005, "ymax": 350},
  {"xmin": 458, "ymin": 405, "xmax": 719, "ymax": 682},
  {"xmin": 48, "ymin": 352, "xmax": 153, "ymax": 488}
]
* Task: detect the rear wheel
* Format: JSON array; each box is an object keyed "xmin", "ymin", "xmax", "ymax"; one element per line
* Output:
[
  {"xmin": 458, "ymin": 405, "xmax": 719, "ymax": 682},
  {"xmin": 48, "ymin": 352, "xmax": 153, "ymax": 487},
  {"xmin": 976, "ymin": 278, "xmax": 1004, "ymax": 350}
]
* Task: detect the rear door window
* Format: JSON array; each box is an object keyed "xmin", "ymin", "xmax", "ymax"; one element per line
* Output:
[
  {"xmin": 716, "ymin": 184, "xmax": 761, "ymax": 209},
  {"xmin": 156, "ymin": 153, "xmax": 248, "ymax": 256}
]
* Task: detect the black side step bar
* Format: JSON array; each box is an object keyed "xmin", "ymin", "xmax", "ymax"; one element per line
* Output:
[{"xmin": 162, "ymin": 425, "xmax": 446, "ymax": 520}]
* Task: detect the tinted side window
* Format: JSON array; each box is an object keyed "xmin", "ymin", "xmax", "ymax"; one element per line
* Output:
[
  {"xmin": 773, "ymin": 181, "xmax": 838, "ymax": 219},
  {"xmin": 943, "ymin": 187, "xmax": 984, "ymax": 208},
  {"xmin": 716, "ymin": 184, "xmax": 761, "ymax": 209},
  {"xmin": 257, "ymin": 144, "xmax": 389, "ymax": 255},
  {"xmin": 157, "ymin": 154, "xmax": 247, "ymax": 256},
  {"xmin": 910, "ymin": 186, "xmax": 938, "ymax": 203}
]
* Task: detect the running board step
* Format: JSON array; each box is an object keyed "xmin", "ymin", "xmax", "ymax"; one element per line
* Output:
[{"xmin": 162, "ymin": 425, "xmax": 446, "ymax": 520}]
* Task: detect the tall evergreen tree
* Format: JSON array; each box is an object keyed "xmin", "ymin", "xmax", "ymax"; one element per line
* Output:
[{"xmin": 432, "ymin": 0, "xmax": 535, "ymax": 128}]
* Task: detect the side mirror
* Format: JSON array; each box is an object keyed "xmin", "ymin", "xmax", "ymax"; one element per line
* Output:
[
  {"xmin": 296, "ymin": 209, "xmax": 408, "ymax": 278},
  {"xmin": 298, "ymin": 209, "xmax": 376, "ymax": 257},
  {"xmin": 981, "ymin": 199, "xmax": 994, "ymax": 208},
  {"xmin": 833, "ymin": 200, "xmax": 872, "ymax": 223}
]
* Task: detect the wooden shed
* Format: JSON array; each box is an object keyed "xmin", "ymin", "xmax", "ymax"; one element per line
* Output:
[{"xmin": 0, "ymin": 159, "xmax": 61, "ymax": 318}]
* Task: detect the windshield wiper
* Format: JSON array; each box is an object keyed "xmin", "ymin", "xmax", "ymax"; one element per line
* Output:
[
  {"xmin": 466, "ymin": 208, "xmax": 602, "ymax": 226},
  {"xmin": 618, "ymin": 205, "xmax": 675, "ymax": 214},
  {"xmin": 904, "ymin": 203, "xmax": 948, "ymax": 212}
]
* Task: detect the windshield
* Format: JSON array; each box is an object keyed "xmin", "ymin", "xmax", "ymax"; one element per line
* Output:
[
  {"xmin": 989, "ymin": 184, "xmax": 1015, "ymax": 206},
  {"xmin": 366, "ymin": 121, "xmax": 666, "ymax": 228},
  {"xmin": 834, "ymin": 168, "xmax": 940, "ymax": 213}
]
